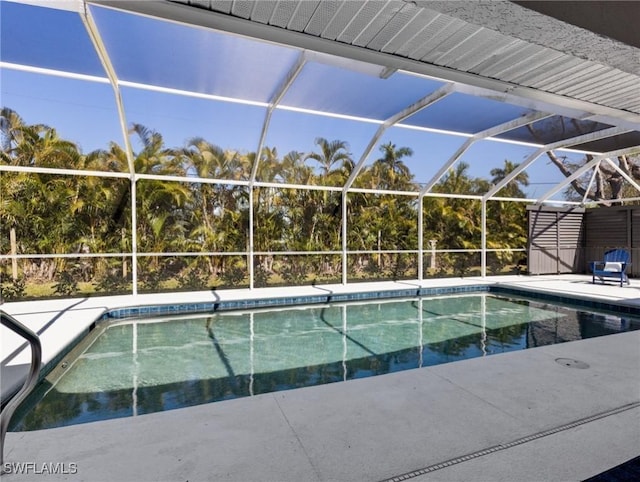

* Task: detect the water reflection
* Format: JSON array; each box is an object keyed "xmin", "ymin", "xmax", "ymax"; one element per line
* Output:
[{"xmin": 11, "ymin": 295, "xmax": 640, "ymax": 431}]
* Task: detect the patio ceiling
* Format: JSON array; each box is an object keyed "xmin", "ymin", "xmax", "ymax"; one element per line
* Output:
[{"xmin": 3, "ymin": 0, "xmax": 640, "ymax": 204}]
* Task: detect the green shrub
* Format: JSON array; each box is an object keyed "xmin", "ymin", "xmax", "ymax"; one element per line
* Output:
[
  {"xmin": 1, "ymin": 274, "xmax": 26, "ymax": 301},
  {"xmin": 219, "ymin": 265, "xmax": 246, "ymax": 287},
  {"xmin": 94, "ymin": 270, "xmax": 129, "ymax": 295},
  {"xmin": 280, "ymin": 258, "xmax": 308, "ymax": 285},
  {"xmin": 178, "ymin": 267, "xmax": 209, "ymax": 290},
  {"xmin": 53, "ymin": 270, "xmax": 79, "ymax": 295}
]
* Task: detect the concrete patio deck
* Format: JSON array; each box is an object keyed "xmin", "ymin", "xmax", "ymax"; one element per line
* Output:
[{"xmin": 1, "ymin": 275, "xmax": 639, "ymax": 481}]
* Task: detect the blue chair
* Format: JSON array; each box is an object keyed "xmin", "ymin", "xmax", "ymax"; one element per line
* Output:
[{"xmin": 591, "ymin": 249, "xmax": 631, "ymax": 287}]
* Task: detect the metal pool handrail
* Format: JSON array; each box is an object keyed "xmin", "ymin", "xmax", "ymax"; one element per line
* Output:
[{"xmin": 0, "ymin": 310, "xmax": 42, "ymax": 469}]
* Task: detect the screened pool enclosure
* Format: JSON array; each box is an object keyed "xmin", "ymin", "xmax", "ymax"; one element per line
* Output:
[{"xmin": 1, "ymin": 0, "xmax": 640, "ymax": 298}]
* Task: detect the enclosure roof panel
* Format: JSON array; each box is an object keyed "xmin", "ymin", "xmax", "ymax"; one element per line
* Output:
[
  {"xmin": 402, "ymin": 92, "xmax": 537, "ymax": 135},
  {"xmin": 572, "ymin": 132, "xmax": 640, "ymax": 155},
  {"xmin": 90, "ymin": 4, "xmax": 300, "ymax": 102},
  {"xmin": 1, "ymin": 1, "xmax": 105, "ymax": 76},
  {"xmin": 280, "ymin": 65, "xmax": 445, "ymax": 121},
  {"xmin": 494, "ymin": 116, "xmax": 615, "ymax": 146}
]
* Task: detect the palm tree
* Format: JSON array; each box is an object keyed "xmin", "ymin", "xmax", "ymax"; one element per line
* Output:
[
  {"xmin": 281, "ymin": 150, "xmax": 313, "ymax": 185},
  {"xmin": 1, "ymin": 107, "xmax": 27, "ymax": 155},
  {"xmin": 304, "ymin": 139, "xmax": 352, "ymax": 253},
  {"xmin": 372, "ymin": 142, "xmax": 414, "ymax": 191},
  {"xmin": 1, "ymin": 108, "xmax": 89, "ymax": 281},
  {"xmin": 1, "ymin": 107, "xmax": 81, "ymax": 169},
  {"xmin": 490, "ymin": 159, "xmax": 529, "ymax": 198},
  {"xmin": 128, "ymin": 125, "xmax": 192, "ymax": 275},
  {"xmin": 305, "ymin": 137, "xmax": 351, "ymax": 182},
  {"xmin": 424, "ymin": 163, "xmax": 483, "ymax": 275},
  {"xmin": 486, "ymin": 161, "xmax": 529, "ymax": 267},
  {"xmin": 433, "ymin": 162, "xmax": 474, "ymax": 195},
  {"xmin": 181, "ymin": 138, "xmax": 227, "ymax": 235},
  {"xmin": 130, "ymin": 124, "xmax": 182, "ymax": 175}
]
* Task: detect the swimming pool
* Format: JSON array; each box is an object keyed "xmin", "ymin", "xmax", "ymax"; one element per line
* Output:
[{"xmin": 11, "ymin": 292, "xmax": 640, "ymax": 431}]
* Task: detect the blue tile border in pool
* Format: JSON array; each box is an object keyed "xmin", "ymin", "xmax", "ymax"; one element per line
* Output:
[
  {"xmin": 97, "ymin": 283, "xmax": 640, "ymax": 321},
  {"xmin": 99, "ymin": 285, "xmax": 495, "ymax": 320}
]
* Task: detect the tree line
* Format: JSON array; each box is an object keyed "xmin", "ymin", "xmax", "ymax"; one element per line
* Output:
[{"xmin": 1, "ymin": 107, "xmax": 531, "ymax": 299}]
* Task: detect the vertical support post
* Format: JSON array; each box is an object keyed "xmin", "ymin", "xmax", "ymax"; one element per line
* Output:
[
  {"xmin": 418, "ymin": 196, "xmax": 423, "ymax": 281},
  {"xmin": 131, "ymin": 177, "xmax": 138, "ymax": 296},
  {"xmin": 481, "ymin": 199, "xmax": 487, "ymax": 278},
  {"xmin": 249, "ymin": 188, "xmax": 254, "ymax": 289},
  {"xmin": 342, "ymin": 191, "xmax": 348, "ymax": 285}
]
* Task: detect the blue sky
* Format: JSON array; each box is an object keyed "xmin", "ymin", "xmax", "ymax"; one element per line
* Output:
[{"xmin": 0, "ymin": 0, "xmax": 576, "ymax": 198}]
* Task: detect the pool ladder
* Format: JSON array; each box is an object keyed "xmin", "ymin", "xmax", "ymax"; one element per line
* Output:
[{"xmin": 0, "ymin": 310, "xmax": 42, "ymax": 470}]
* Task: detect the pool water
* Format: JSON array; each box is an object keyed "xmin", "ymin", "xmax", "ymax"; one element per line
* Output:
[{"xmin": 11, "ymin": 293, "xmax": 640, "ymax": 431}]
